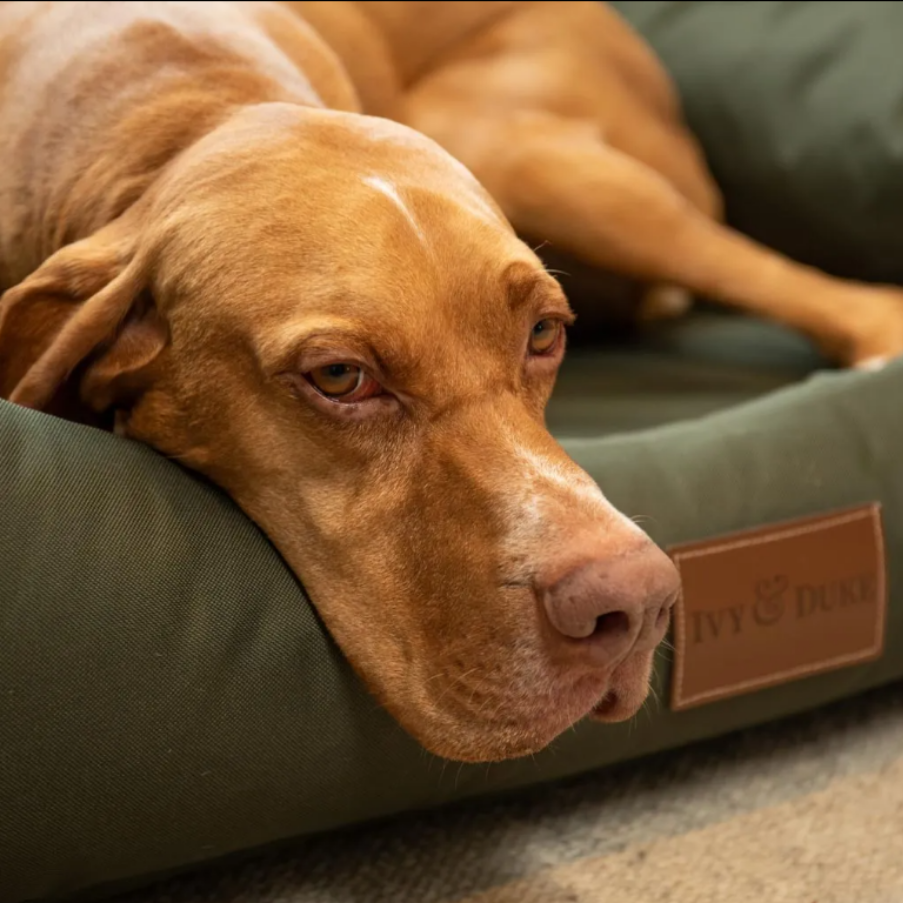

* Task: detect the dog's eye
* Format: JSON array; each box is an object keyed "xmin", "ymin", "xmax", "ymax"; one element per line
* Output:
[
  {"xmin": 529, "ymin": 318, "xmax": 563, "ymax": 356},
  {"xmin": 305, "ymin": 363, "xmax": 381, "ymax": 402}
]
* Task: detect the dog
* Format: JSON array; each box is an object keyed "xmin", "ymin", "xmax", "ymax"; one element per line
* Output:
[{"xmin": 0, "ymin": 1, "xmax": 900, "ymax": 764}]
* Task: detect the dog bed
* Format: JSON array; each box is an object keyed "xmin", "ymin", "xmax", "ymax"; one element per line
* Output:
[{"xmin": 4, "ymin": 3, "xmax": 903, "ymax": 901}]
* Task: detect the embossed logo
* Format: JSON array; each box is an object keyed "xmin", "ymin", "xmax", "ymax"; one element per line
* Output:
[{"xmin": 669, "ymin": 504, "xmax": 887, "ymax": 711}]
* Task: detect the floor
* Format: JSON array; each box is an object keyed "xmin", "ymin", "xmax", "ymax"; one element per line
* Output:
[{"xmin": 123, "ymin": 679, "xmax": 903, "ymax": 903}]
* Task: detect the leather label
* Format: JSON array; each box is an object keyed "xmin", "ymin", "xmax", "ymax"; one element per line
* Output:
[{"xmin": 669, "ymin": 503, "xmax": 887, "ymax": 711}]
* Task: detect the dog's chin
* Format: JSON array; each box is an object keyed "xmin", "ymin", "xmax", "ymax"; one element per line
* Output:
[{"xmin": 394, "ymin": 654, "xmax": 657, "ymax": 764}]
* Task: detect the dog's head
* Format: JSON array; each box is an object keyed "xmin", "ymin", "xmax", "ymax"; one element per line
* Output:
[{"xmin": 0, "ymin": 104, "xmax": 679, "ymax": 762}]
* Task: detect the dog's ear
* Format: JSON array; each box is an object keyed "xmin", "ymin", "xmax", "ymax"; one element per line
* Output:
[{"xmin": 0, "ymin": 215, "xmax": 167, "ymax": 419}]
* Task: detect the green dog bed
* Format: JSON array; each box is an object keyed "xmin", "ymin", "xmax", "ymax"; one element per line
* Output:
[{"xmin": 3, "ymin": 2, "xmax": 903, "ymax": 901}]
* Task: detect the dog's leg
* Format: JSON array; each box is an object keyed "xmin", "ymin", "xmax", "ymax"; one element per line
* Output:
[{"xmin": 416, "ymin": 111, "xmax": 903, "ymax": 366}]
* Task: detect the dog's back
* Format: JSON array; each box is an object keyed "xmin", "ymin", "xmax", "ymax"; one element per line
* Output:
[{"xmin": 0, "ymin": 2, "xmax": 360, "ymax": 287}]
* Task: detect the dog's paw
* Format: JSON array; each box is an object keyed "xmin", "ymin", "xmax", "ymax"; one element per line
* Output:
[
  {"xmin": 840, "ymin": 288, "xmax": 903, "ymax": 369},
  {"xmin": 853, "ymin": 355, "xmax": 890, "ymax": 372},
  {"xmin": 638, "ymin": 284, "xmax": 694, "ymax": 322}
]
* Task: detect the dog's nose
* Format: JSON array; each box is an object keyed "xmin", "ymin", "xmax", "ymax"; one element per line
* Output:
[{"xmin": 541, "ymin": 543, "xmax": 680, "ymax": 664}]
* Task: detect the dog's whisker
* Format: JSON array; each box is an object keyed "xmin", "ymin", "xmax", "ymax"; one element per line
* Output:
[{"xmin": 430, "ymin": 666, "xmax": 482, "ymax": 708}]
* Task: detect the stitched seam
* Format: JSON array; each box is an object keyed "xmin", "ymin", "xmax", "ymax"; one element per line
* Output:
[
  {"xmin": 677, "ymin": 646, "xmax": 883, "ymax": 707},
  {"xmin": 873, "ymin": 505, "xmax": 888, "ymax": 657},
  {"xmin": 674, "ymin": 508, "xmax": 874, "ymax": 562},
  {"xmin": 671, "ymin": 504, "xmax": 884, "ymax": 709}
]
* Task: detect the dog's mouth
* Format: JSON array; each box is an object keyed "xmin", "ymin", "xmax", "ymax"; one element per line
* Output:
[
  {"xmin": 586, "ymin": 650, "xmax": 658, "ymax": 723},
  {"xmin": 591, "ymin": 689, "xmax": 620, "ymax": 718},
  {"xmin": 398, "ymin": 657, "xmax": 656, "ymax": 762},
  {"xmin": 587, "ymin": 687, "xmax": 641, "ymax": 721}
]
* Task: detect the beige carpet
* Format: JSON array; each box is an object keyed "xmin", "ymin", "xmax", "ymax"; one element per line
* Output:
[{"xmin": 123, "ymin": 682, "xmax": 903, "ymax": 903}]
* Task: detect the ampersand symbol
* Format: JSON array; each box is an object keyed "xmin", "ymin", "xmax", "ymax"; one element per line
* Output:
[{"xmin": 753, "ymin": 575, "xmax": 788, "ymax": 626}]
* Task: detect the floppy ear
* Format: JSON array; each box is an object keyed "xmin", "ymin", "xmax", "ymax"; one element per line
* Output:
[{"xmin": 0, "ymin": 216, "xmax": 167, "ymax": 421}]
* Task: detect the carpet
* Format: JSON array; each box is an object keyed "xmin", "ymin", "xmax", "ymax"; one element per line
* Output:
[{"xmin": 122, "ymin": 681, "xmax": 903, "ymax": 903}]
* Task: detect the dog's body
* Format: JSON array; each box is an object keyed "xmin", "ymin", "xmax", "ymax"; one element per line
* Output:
[{"xmin": 0, "ymin": 2, "xmax": 900, "ymax": 762}]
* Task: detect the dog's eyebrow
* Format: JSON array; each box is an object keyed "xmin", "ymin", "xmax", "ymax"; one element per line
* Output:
[
  {"xmin": 505, "ymin": 266, "xmax": 574, "ymax": 318},
  {"xmin": 261, "ymin": 323, "xmax": 386, "ymax": 373}
]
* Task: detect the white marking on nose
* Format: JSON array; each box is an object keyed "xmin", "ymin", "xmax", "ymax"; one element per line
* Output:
[
  {"xmin": 499, "ymin": 439, "xmax": 648, "ymax": 587},
  {"xmin": 502, "ymin": 438, "xmax": 646, "ymax": 550},
  {"xmin": 513, "ymin": 444, "xmax": 610, "ymax": 512},
  {"xmin": 362, "ymin": 175, "xmax": 427, "ymax": 244}
]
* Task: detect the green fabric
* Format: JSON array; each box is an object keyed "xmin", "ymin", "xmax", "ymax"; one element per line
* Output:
[
  {"xmin": 3, "ymin": 309, "xmax": 903, "ymax": 902},
  {"xmin": 550, "ymin": 308, "xmax": 823, "ymax": 437},
  {"xmin": 611, "ymin": 0, "xmax": 903, "ymax": 284}
]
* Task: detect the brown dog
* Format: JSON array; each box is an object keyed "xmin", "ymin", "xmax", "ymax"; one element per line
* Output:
[{"xmin": 0, "ymin": 2, "xmax": 898, "ymax": 764}]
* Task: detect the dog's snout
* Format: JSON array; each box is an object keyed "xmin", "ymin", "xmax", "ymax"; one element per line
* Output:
[{"xmin": 541, "ymin": 543, "xmax": 680, "ymax": 664}]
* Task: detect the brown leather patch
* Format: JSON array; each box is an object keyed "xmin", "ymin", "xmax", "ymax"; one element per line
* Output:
[{"xmin": 669, "ymin": 503, "xmax": 887, "ymax": 711}]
